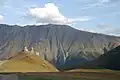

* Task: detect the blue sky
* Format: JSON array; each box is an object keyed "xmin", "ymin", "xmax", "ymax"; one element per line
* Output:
[{"xmin": 0, "ymin": 0, "xmax": 120, "ymax": 36}]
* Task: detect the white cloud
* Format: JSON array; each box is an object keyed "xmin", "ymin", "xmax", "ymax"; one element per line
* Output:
[
  {"xmin": 81, "ymin": 29, "xmax": 96, "ymax": 33},
  {"xmin": 97, "ymin": 23, "xmax": 111, "ymax": 29},
  {"xmin": 0, "ymin": 15, "xmax": 3, "ymax": 23},
  {"xmin": 28, "ymin": 3, "xmax": 91, "ymax": 25},
  {"xmin": 73, "ymin": 27, "xmax": 96, "ymax": 33},
  {"xmin": 81, "ymin": 0, "xmax": 112, "ymax": 10},
  {"xmin": 100, "ymin": 0, "xmax": 110, "ymax": 3},
  {"xmin": 104, "ymin": 28, "xmax": 120, "ymax": 36},
  {"xmin": 97, "ymin": 23, "xmax": 120, "ymax": 36},
  {"xmin": 69, "ymin": 16, "xmax": 91, "ymax": 22}
]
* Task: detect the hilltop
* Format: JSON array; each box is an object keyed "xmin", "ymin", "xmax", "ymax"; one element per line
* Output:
[{"xmin": 0, "ymin": 47, "xmax": 58, "ymax": 72}]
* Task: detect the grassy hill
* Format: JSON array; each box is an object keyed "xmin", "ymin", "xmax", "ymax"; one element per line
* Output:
[{"xmin": 0, "ymin": 51, "xmax": 59, "ymax": 72}]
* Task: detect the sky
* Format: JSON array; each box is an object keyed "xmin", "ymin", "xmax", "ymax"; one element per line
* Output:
[{"xmin": 0, "ymin": 0, "xmax": 120, "ymax": 36}]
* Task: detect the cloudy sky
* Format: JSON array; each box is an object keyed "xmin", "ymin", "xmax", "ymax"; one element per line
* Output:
[{"xmin": 0, "ymin": 0, "xmax": 120, "ymax": 36}]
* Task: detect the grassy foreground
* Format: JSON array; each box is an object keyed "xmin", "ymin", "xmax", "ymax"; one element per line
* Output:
[{"xmin": 18, "ymin": 69, "xmax": 120, "ymax": 80}]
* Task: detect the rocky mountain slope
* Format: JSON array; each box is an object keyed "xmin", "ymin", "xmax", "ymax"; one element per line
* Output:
[
  {"xmin": 0, "ymin": 50, "xmax": 58, "ymax": 72},
  {"xmin": 0, "ymin": 24, "xmax": 120, "ymax": 70},
  {"xmin": 80, "ymin": 45, "xmax": 120, "ymax": 70}
]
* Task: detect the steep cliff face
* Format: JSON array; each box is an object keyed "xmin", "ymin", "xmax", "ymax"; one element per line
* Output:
[{"xmin": 0, "ymin": 24, "xmax": 120, "ymax": 69}]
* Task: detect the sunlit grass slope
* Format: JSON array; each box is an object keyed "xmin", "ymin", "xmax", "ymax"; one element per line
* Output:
[{"xmin": 0, "ymin": 51, "xmax": 59, "ymax": 72}]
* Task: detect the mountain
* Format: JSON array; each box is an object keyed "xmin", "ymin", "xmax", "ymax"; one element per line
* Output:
[
  {"xmin": 0, "ymin": 24, "xmax": 120, "ymax": 70},
  {"xmin": 80, "ymin": 45, "xmax": 120, "ymax": 70},
  {"xmin": 0, "ymin": 50, "xmax": 58, "ymax": 72}
]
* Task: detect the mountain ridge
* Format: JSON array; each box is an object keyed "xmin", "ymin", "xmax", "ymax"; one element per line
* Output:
[
  {"xmin": 0, "ymin": 24, "xmax": 120, "ymax": 70},
  {"xmin": 1, "ymin": 23, "xmax": 120, "ymax": 37},
  {"xmin": 0, "ymin": 24, "xmax": 120, "ymax": 38}
]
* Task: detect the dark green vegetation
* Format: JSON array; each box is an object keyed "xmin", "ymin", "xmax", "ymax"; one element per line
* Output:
[
  {"xmin": 80, "ymin": 45, "xmax": 120, "ymax": 70},
  {"xmin": 0, "ymin": 24, "xmax": 120, "ymax": 70}
]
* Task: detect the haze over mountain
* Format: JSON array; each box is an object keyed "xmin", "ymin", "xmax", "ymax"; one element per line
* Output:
[{"xmin": 0, "ymin": 24, "xmax": 120, "ymax": 70}]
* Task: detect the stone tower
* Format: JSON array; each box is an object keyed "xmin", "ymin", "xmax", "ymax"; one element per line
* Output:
[{"xmin": 24, "ymin": 46, "xmax": 29, "ymax": 52}]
